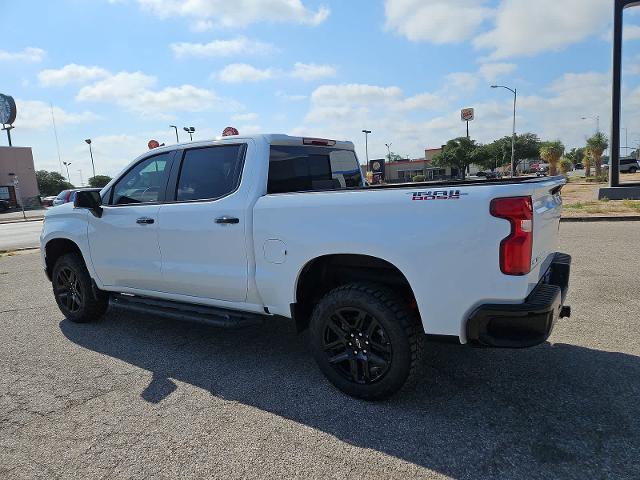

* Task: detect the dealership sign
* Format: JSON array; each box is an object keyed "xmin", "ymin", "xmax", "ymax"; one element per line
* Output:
[
  {"xmin": 461, "ymin": 108, "xmax": 474, "ymax": 122},
  {"xmin": 0, "ymin": 93, "xmax": 17, "ymax": 125}
]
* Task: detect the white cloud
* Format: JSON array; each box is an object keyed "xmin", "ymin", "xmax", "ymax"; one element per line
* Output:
[
  {"xmin": 290, "ymin": 62, "xmax": 336, "ymax": 81},
  {"xmin": 276, "ymin": 91, "xmax": 307, "ymax": 102},
  {"xmin": 77, "ymin": 71, "xmax": 156, "ymax": 102},
  {"xmin": 231, "ymin": 112, "xmax": 259, "ymax": 122},
  {"xmin": 474, "ymin": 0, "xmax": 611, "ymax": 59},
  {"xmin": 394, "ymin": 92, "xmax": 447, "ymax": 111},
  {"xmin": 77, "ymin": 70, "xmax": 238, "ymax": 116},
  {"xmin": 170, "ymin": 36, "xmax": 276, "ymax": 58},
  {"xmin": 192, "ymin": 19, "xmax": 214, "ymax": 32},
  {"xmin": 38, "ymin": 64, "xmax": 110, "ymax": 87},
  {"xmin": 217, "ymin": 63, "xmax": 276, "ymax": 83},
  {"xmin": 384, "ymin": 0, "xmax": 493, "ymax": 44},
  {"xmin": 478, "ymin": 62, "xmax": 517, "ymax": 82},
  {"xmin": 14, "ymin": 100, "xmax": 98, "ymax": 131},
  {"xmin": 311, "ymin": 83, "xmax": 403, "ymax": 105},
  {"xmin": 445, "ymin": 72, "xmax": 479, "ymax": 92},
  {"xmin": 129, "ymin": 0, "xmax": 329, "ymax": 28},
  {"xmin": 0, "ymin": 47, "xmax": 46, "ymax": 62},
  {"xmin": 624, "ymin": 25, "xmax": 640, "ymax": 41}
]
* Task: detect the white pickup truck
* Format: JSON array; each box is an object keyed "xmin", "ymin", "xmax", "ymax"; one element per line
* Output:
[{"xmin": 41, "ymin": 134, "xmax": 571, "ymax": 399}]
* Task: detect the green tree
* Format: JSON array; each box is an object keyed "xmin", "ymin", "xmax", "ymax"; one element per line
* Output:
[
  {"xmin": 471, "ymin": 133, "xmax": 541, "ymax": 173},
  {"xmin": 539, "ymin": 140, "xmax": 565, "ymax": 176},
  {"xmin": 472, "ymin": 142, "xmax": 503, "ymax": 171},
  {"xmin": 559, "ymin": 158, "xmax": 573, "ymax": 174},
  {"xmin": 586, "ymin": 132, "xmax": 608, "ymax": 177},
  {"xmin": 565, "ymin": 147, "xmax": 585, "ymax": 166},
  {"xmin": 88, "ymin": 175, "xmax": 112, "ymax": 188},
  {"xmin": 36, "ymin": 170, "xmax": 74, "ymax": 196},
  {"xmin": 432, "ymin": 137, "xmax": 477, "ymax": 179},
  {"xmin": 386, "ymin": 151, "xmax": 403, "ymax": 162}
]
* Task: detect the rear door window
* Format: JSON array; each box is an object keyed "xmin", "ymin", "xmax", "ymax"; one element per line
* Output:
[
  {"xmin": 267, "ymin": 146, "xmax": 362, "ymax": 194},
  {"xmin": 175, "ymin": 144, "xmax": 245, "ymax": 202}
]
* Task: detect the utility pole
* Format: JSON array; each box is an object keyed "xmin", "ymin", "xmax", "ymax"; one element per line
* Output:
[
  {"xmin": 8, "ymin": 174, "xmax": 26, "ymax": 220},
  {"xmin": 170, "ymin": 125, "xmax": 179, "ymax": 143},
  {"xmin": 63, "ymin": 162, "xmax": 72, "ymax": 183},
  {"xmin": 385, "ymin": 143, "xmax": 392, "ymax": 163},
  {"xmin": 491, "ymin": 85, "xmax": 517, "ymax": 177},
  {"xmin": 78, "ymin": 169, "xmax": 84, "ymax": 187},
  {"xmin": 1, "ymin": 124, "xmax": 13, "ymax": 146},
  {"xmin": 85, "ymin": 139, "xmax": 96, "ymax": 178},
  {"xmin": 362, "ymin": 129, "xmax": 371, "ymax": 171}
]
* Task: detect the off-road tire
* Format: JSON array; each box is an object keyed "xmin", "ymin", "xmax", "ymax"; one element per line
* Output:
[
  {"xmin": 52, "ymin": 253, "xmax": 109, "ymax": 323},
  {"xmin": 309, "ymin": 282, "xmax": 423, "ymax": 400}
]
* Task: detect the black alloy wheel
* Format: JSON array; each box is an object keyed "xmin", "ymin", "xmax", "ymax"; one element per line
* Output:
[
  {"xmin": 309, "ymin": 283, "xmax": 423, "ymax": 400},
  {"xmin": 51, "ymin": 253, "xmax": 109, "ymax": 323},
  {"xmin": 322, "ymin": 307, "xmax": 392, "ymax": 385},
  {"xmin": 54, "ymin": 266, "xmax": 84, "ymax": 313}
]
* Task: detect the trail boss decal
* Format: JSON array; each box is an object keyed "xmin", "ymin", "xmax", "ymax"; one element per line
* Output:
[{"xmin": 410, "ymin": 190, "xmax": 468, "ymax": 201}]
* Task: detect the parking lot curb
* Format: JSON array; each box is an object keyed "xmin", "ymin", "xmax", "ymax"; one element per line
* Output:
[
  {"xmin": 0, "ymin": 246, "xmax": 40, "ymax": 255},
  {"xmin": 0, "ymin": 217, "xmax": 44, "ymax": 225},
  {"xmin": 561, "ymin": 215, "xmax": 640, "ymax": 222}
]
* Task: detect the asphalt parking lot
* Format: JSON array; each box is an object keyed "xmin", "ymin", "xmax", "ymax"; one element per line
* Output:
[{"xmin": 1, "ymin": 221, "xmax": 639, "ymax": 479}]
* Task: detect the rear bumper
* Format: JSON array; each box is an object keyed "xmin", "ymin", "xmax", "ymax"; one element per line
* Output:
[{"xmin": 466, "ymin": 253, "xmax": 571, "ymax": 348}]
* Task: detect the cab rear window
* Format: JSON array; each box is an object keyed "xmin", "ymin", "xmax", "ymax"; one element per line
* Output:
[{"xmin": 267, "ymin": 146, "xmax": 362, "ymax": 194}]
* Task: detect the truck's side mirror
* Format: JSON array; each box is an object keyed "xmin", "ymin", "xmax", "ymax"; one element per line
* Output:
[{"xmin": 74, "ymin": 190, "xmax": 103, "ymax": 218}]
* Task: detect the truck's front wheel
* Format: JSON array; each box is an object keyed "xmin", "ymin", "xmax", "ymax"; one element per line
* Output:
[
  {"xmin": 52, "ymin": 253, "xmax": 109, "ymax": 323},
  {"xmin": 309, "ymin": 283, "xmax": 423, "ymax": 400}
]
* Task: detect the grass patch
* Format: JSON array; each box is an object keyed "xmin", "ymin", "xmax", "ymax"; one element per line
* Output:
[{"xmin": 563, "ymin": 198, "xmax": 640, "ymax": 216}]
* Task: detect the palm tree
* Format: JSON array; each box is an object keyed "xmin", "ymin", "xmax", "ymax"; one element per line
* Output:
[
  {"xmin": 584, "ymin": 150, "xmax": 593, "ymax": 177},
  {"xmin": 586, "ymin": 132, "xmax": 608, "ymax": 177},
  {"xmin": 540, "ymin": 140, "xmax": 565, "ymax": 176}
]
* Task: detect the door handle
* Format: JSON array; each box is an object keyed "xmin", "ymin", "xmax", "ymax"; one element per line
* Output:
[
  {"xmin": 215, "ymin": 216, "xmax": 239, "ymax": 224},
  {"xmin": 136, "ymin": 217, "xmax": 155, "ymax": 224}
]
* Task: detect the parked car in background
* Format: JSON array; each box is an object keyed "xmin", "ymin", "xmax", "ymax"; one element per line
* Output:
[
  {"xmin": 0, "ymin": 199, "xmax": 10, "ymax": 212},
  {"xmin": 536, "ymin": 164, "xmax": 549, "ymax": 176},
  {"xmin": 477, "ymin": 171, "xmax": 502, "ymax": 179},
  {"xmin": 574, "ymin": 163, "xmax": 584, "ymax": 170},
  {"xmin": 52, "ymin": 188, "xmax": 101, "ymax": 207},
  {"xmin": 42, "ymin": 196, "xmax": 57, "ymax": 207},
  {"xmin": 602, "ymin": 158, "xmax": 639, "ymax": 173}
]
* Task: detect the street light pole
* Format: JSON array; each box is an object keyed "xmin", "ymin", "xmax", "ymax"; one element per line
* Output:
[
  {"xmin": 362, "ymin": 129, "xmax": 371, "ymax": 171},
  {"xmin": 85, "ymin": 139, "xmax": 96, "ymax": 178},
  {"xmin": 491, "ymin": 85, "xmax": 517, "ymax": 177},
  {"xmin": 1, "ymin": 124, "xmax": 14, "ymax": 146},
  {"xmin": 183, "ymin": 126, "xmax": 195, "ymax": 141},
  {"xmin": 581, "ymin": 115, "xmax": 600, "ymax": 133},
  {"xmin": 385, "ymin": 143, "xmax": 392, "ymax": 163},
  {"xmin": 169, "ymin": 125, "xmax": 179, "ymax": 143},
  {"xmin": 77, "ymin": 169, "xmax": 84, "ymax": 187},
  {"xmin": 63, "ymin": 162, "xmax": 72, "ymax": 183}
]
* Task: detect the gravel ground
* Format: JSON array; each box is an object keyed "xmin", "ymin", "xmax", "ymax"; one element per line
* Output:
[{"xmin": 1, "ymin": 221, "xmax": 639, "ymax": 479}]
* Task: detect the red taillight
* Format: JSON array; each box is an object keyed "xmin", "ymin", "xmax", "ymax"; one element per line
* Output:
[
  {"xmin": 303, "ymin": 137, "xmax": 336, "ymax": 146},
  {"xmin": 490, "ymin": 196, "xmax": 533, "ymax": 276}
]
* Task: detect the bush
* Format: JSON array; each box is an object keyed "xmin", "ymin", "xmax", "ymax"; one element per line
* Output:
[
  {"xmin": 412, "ymin": 174, "xmax": 425, "ymax": 182},
  {"xmin": 559, "ymin": 158, "xmax": 573, "ymax": 174}
]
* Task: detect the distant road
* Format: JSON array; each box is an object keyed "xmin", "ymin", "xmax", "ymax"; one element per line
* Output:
[{"xmin": 0, "ymin": 220, "xmax": 42, "ymax": 251}]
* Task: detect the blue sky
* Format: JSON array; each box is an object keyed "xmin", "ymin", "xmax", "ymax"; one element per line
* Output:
[{"xmin": 1, "ymin": 0, "xmax": 639, "ymax": 183}]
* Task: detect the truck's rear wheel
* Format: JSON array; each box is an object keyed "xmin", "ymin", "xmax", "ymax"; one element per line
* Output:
[
  {"xmin": 309, "ymin": 283, "xmax": 423, "ymax": 400},
  {"xmin": 52, "ymin": 253, "xmax": 108, "ymax": 323}
]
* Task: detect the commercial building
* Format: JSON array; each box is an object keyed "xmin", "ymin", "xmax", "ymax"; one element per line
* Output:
[{"xmin": 0, "ymin": 146, "xmax": 40, "ymax": 207}]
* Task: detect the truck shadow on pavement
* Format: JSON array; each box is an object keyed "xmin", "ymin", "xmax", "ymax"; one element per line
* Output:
[{"xmin": 60, "ymin": 311, "xmax": 640, "ymax": 479}]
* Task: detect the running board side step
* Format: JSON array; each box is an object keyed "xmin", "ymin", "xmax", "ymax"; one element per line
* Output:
[{"xmin": 109, "ymin": 294, "xmax": 265, "ymax": 329}]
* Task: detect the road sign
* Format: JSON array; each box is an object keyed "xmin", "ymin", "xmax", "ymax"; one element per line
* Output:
[{"xmin": 461, "ymin": 108, "xmax": 474, "ymax": 122}]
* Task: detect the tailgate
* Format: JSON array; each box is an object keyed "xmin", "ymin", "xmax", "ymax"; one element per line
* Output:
[{"xmin": 529, "ymin": 177, "xmax": 565, "ymax": 283}]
